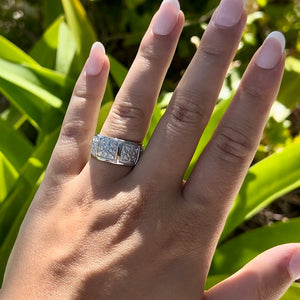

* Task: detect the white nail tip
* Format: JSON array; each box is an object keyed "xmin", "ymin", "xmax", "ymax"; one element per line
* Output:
[
  {"xmin": 266, "ymin": 31, "xmax": 286, "ymax": 53},
  {"xmin": 162, "ymin": 0, "xmax": 180, "ymax": 14},
  {"xmin": 91, "ymin": 41, "xmax": 106, "ymax": 55}
]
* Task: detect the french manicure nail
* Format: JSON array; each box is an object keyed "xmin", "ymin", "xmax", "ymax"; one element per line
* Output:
[
  {"xmin": 214, "ymin": 0, "xmax": 245, "ymax": 28},
  {"xmin": 86, "ymin": 42, "xmax": 106, "ymax": 76},
  {"xmin": 255, "ymin": 31, "xmax": 285, "ymax": 69},
  {"xmin": 152, "ymin": 0, "xmax": 180, "ymax": 36},
  {"xmin": 289, "ymin": 249, "xmax": 300, "ymax": 281}
]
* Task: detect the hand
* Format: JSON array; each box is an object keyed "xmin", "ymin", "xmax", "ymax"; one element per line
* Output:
[{"xmin": 1, "ymin": 0, "xmax": 300, "ymax": 299}]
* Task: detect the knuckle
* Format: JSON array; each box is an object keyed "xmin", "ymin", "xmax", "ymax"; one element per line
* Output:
[
  {"xmin": 167, "ymin": 92, "xmax": 205, "ymax": 132},
  {"xmin": 240, "ymin": 84, "xmax": 265, "ymax": 102},
  {"xmin": 215, "ymin": 126, "xmax": 253, "ymax": 163},
  {"xmin": 138, "ymin": 42, "xmax": 166, "ymax": 65},
  {"xmin": 60, "ymin": 119, "xmax": 88, "ymax": 143},
  {"xmin": 199, "ymin": 44, "xmax": 223, "ymax": 59},
  {"xmin": 111, "ymin": 99, "xmax": 146, "ymax": 124}
]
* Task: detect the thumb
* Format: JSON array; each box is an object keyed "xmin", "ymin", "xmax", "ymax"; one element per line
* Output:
[{"xmin": 205, "ymin": 243, "xmax": 300, "ymax": 300}]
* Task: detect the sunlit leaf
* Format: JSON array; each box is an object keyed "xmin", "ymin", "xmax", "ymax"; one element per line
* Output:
[
  {"xmin": 61, "ymin": 0, "xmax": 97, "ymax": 71},
  {"xmin": 0, "ymin": 36, "xmax": 39, "ymax": 66},
  {"xmin": 221, "ymin": 141, "xmax": 300, "ymax": 241},
  {"xmin": 55, "ymin": 21, "xmax": 77, "ymax": 75},
  {"xmin": 0, "ymin": 128, "xmax": 60, "ymax": 284},
  {"xmin": 30, "ymin": 16, "xmax": 65, "ymax": 69},
  {"xmin": 109, "ymin": 55, "xmax": 128, "ymax": 88},
  {"xmin": 278, "ymin": 57, "xmax": 300, "ymax": 108},
  {"xmin": 0, "ymin": 153, "xmax": 19, "ymax": 203},
  {"xmin": 0, "ymin": 119, "xmax": 33, "ymax": 171},
  {"xmin": 212, "ymin": 218, "xmax": 300, "ymax": 275},
  {"xmin": 185, "ymin": 97, "xmax": 231, "ymax": 179}
]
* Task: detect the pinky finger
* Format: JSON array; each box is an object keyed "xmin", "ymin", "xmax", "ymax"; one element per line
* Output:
[
  {"xmin": 48, "ymin": 42, "xmax": 110, "ymax": 178},
  {"xmin": 204, "ymin": 244, "xmax": 300, "ymax": 300}
]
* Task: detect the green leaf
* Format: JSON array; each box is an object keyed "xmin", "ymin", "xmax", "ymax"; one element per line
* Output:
[
  {"xmin": 221, "ymin": 141, "xmax": 300, "ymax": 241},
  {"xmin": 144, "ymin": 103, "xmax": 163, "ymax": 146},
  {"xmin": 96, "ymin": 101, "xmax": 113, "ymax": 133},
  {"xmin": 61, "ymin": 0, "xmax": 97, "ymax": 71},
  {"xmin": 185, "ymin": 97, "xmax": 231, "ymax": 179},
  {"xmin": 0, "ymin": 153, "xmax": 19, "ymax": 203},
  {"xmin": 0, "ymin": 119, "xmax": 33, "ymax": 171},
  {"xmin": 0, "ymin": 128, "xmax": 59, "ymax": 246},
  {"xmin": 0, "ymin": 59, "xmax": 65, "ymax": 131},
  {"xmin": 108, "ymin": 55, "xmax": 129, "ymax": 88},
  {"xmin": 278, "ymin": 57, "xmax": 300, "ymax": 108},
  {"xmin": 55, "ymin": 22, "xmax": 77, "ymax": 75},
  {"xmin": 281, "ymin": 284, "xmax": 300, "ymax": 300},
  {"xmin": 0, "ymin": 36, "xmax": 39, "ymax": 66},
  {"xmin": 30, "ymin": 16, "xmax": 64, "ymax": 69},
  {"xmin": 43, "ymin": 0, "xmax": 64, "ymax": 28},
  {"xmin": 0, "ymin": 173, "xmax": 42, "ymax": 285},
  {"xmin": 0, "ymin": 51, "xmax": 74, "ymax": 103},
  {"xmin": 212, "ymin": 218, "xmax": 300, "ymax": 275}
]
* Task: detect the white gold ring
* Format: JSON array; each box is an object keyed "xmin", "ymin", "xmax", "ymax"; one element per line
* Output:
[{"xmin": 91, "ymin": 134, "xmax": 143, "ymax": 166}]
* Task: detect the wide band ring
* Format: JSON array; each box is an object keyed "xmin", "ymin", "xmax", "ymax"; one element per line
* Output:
[{"xmin": 91, "ymin": 134, "xmax": 143, "ymax": 166}]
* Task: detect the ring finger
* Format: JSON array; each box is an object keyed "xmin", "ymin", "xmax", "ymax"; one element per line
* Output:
[{"xmin": 89, "ymin": 0, "xmax": 185, "ymax": 181}]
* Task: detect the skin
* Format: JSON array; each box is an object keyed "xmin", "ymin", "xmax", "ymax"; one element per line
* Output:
[{"xmin": 0, "ymin": 3, "xmax": 299, "ymax": 300}]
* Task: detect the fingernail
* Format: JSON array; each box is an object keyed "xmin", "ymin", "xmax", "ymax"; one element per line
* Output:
[
  {"xmin": 85, "ymin": 42, "xmax": 106, "ymax": 76},
  {"xmin": 214, "ymin": 0, "xmax": 245, "ymax": 28},
  {"xmin": 152, "ymin": 0, "xmax": 180, "ymax": 36},
  {"xmin": 289, "ymin": 249, "xmax": 300, "ymax": 281},
  {"xmin": 255, "ymin": 31, "xmax": 285, "ymax": 69}
]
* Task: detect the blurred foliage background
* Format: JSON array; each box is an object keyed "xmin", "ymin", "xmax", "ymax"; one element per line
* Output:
[{"xmin": 0, "ymin": 0, "xmax": 300, "ymax": 298}]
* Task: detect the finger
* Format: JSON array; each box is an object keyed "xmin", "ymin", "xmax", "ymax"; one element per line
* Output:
[
  {"xmin": 101, "ymin": 0, "xmax": 184, "ymax": 143},
  {"xmin": 48, "ymin": 42, "xmax": 109, "ymax": 178},
  {"xmin": 204, "ymin": 244, "xmax": 300, "ymax": 300},
  {"xmin": 184, "ymin": 33, "xmax": 285, "ymax": 233},
  {"xmin": 137, "ymin": 0, "xmax": 247, "ymax": 185},
  {"xmin": 88, "ymin": 0, "xmax": 184, "ymax": 182}
]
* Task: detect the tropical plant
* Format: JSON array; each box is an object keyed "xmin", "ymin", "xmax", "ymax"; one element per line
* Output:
[{"xmin": 0, "ymin": 0, "xmax": 299, "ymax": 298}]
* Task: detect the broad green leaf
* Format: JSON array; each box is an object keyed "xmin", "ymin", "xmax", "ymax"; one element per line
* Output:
[
  {"xmin": 221, "ymin": 141, "xmax": 300, "ymax": 241},
  {"xmin": 96, "ymin": 101, "xmax": 113, "ymax": 133},
  {"xmin": 0, "ymin": 36, "xmax": 39, "ymax": 66},
  {"xmin": 185, "ymin": 97, "xmax": 231, "ymax": 179},
  {"xmin": 102, "ymin": 78, "xmax": 115, "ymax": 104},
  {"xmin": 0, "ymin": 58, "xmax": 71, "ymax": 105},
  {"xmin": 55, "ymin": 22, "xmax": 76, "ymax": 75},
  {"xmin": 61, "ymin": 0, "xmax": 97, "ymax": 70},
  {"xmin": 0, "ymin": 153, "xmax": 19, "ymax": 203},
  {"xmin": 109, "ymin": 55, "xmax": 129, "ymax": 88},
  {"xmin": 0, "ymin": 59, "xmax": 65, "ymax": 131},
  {"xmin": 278, "ymin": 57, "xmax": 300, "ymax": 108},
  {"xmin": 212, "ymin": 218, "xmax": 300, "ymax": 275},
  {"xmin": 281, "ymin": 284, "xmax": 300, "ymax": 300},
  {"xmin": 30, "ymin": 16, "xmax": 64, "ymax": 69},
  {"xmin": 0, "ymin": 129, "xmax": 60, "ymax": 246},
  {"xmin": 1, "ymin": 106, "xmax": 26, "ymax": 131},
  {"xmin": 43, "ymin": 0, "xmax": 64, "ymax": 28},
  {"xmin": 0, "ymin": 119, "xmax": 33, "ymax": 171},
  {"xmin": 0, "ymin": 173, "xmax": 42, "ymax": 285},
  {"xmin": 144, "ymin": 103, "xmax": 163, "ymax": 146},
  {"xmin": 0, "ymin": 128, "xmax": 59, "ymax": 283}
]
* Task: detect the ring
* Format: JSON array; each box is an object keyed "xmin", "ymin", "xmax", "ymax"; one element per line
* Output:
[{"xmin": 91, "ymin": 134, "xmax": 144, "ymax": 166}]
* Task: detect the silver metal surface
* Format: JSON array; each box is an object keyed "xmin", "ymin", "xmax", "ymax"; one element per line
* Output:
[{"xmin": 91, "ymin": 134, "xmax": 143, "ymax": 166}]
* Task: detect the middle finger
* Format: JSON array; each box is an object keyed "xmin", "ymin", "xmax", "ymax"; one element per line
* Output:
[{"xmin": 137, "ymin": 0, "xmax": 246, "ymax": 185}]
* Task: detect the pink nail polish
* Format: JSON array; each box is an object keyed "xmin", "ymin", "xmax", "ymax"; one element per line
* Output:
[
  {"xmin": 214, "ymin": 0, "xmax": 245, "ymax": 28},
  {"xmin": 289, "ymin": 249, "xmax": 300, "ymax": 281},
  {"xmin": 152, "ymin": 0, "xmax": 180, "ymax": 36},
  {"xmin": 86, "ymin": 42, "xmax": 106, "ymax": 76},
  {"xmin": 255, "ymin": 31, "xmax": 285, "ymax": 69}
]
